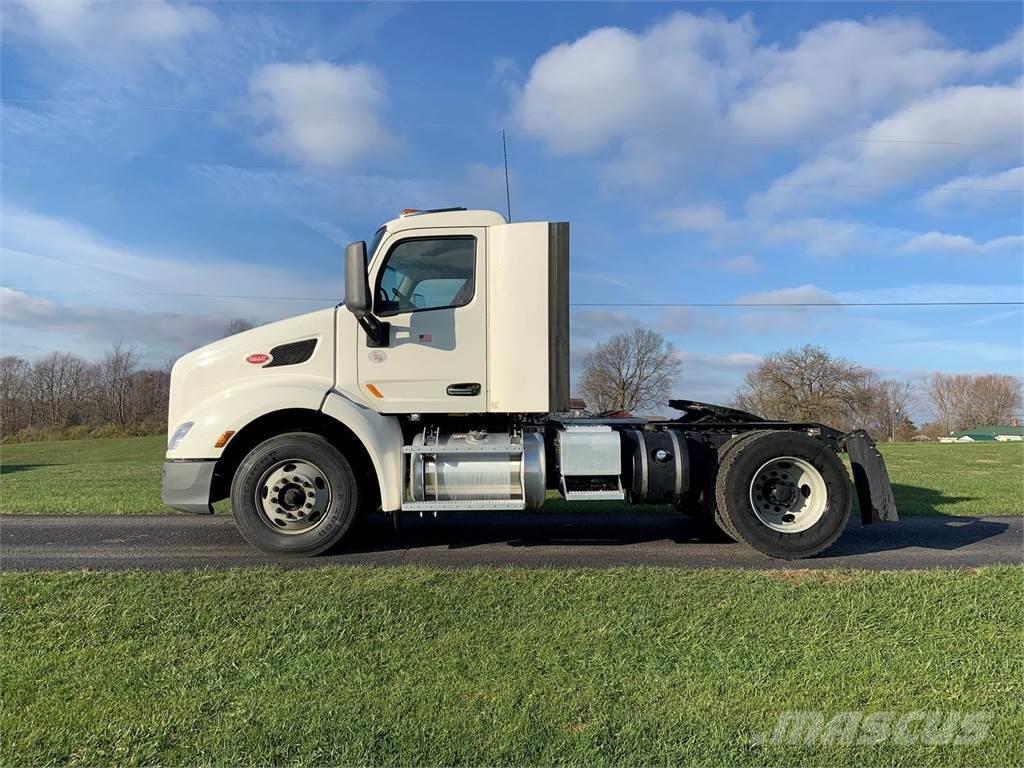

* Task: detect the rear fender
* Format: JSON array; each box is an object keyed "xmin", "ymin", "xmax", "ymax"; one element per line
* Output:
[{"xmin": 843, "ymin": 430, "xmax": 899, "ymax": 524}]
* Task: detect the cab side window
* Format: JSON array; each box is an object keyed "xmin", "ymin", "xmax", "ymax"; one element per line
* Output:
[{"xmin": 375, "ymin": 236, "xmax": 475, "ymax": 316}]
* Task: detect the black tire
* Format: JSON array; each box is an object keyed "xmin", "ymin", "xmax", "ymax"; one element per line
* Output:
[
  {"xmin": 714, "ymin": 430, "xmax": 851, "ymax": 559},
  {"xmin": 230, "ymin": 432, "xmax": 361, "ymax": 556},
  {"xmin": 704, "ymin": 430, "xmax": 770, "ymax": 544}
]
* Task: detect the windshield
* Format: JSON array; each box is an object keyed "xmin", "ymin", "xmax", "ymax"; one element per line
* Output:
[{"xmin": 367, "ymin": 226, "xmax": 386, "ymax": 261}]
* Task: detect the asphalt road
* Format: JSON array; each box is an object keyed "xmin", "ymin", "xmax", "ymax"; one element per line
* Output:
[{"xmin": 2, "ymin": 511, "xmax": 1021, "ymax": 571}]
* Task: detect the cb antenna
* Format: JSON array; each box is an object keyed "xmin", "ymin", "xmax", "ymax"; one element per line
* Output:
[{"xmin": 502, "ymin": 128, "xmax": 512, "ymax": 222}]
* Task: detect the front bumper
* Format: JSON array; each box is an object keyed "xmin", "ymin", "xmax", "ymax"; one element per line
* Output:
[{"xmin": 162, "ymin": 460, "xmax": 216, "ymax": 514}]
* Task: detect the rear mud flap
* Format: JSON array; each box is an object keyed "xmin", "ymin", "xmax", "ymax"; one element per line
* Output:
[{"xmin": 844, "ymin": 431, "xmax": 899, "ymax": 524}]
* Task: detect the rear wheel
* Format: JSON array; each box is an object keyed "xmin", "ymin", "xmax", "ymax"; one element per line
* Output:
[
  {"xmin": 230, "ymin": 432, "xmax": 361, "ymax": 556},
  {"xmin": 676, "ymin": 430, "xmax": 765, "ymax": 539},
  {"xmin": 714, "ymin": 430, "xmax": 851, "ymax": 559}
]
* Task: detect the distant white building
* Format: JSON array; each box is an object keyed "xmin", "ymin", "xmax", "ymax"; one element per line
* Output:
[{"xmin": 939, "ymin": 425, "xmax": 1024, "ymax": 443}]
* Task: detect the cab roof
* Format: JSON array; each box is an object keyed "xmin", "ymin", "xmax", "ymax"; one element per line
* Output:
[{"xmin": 384, "ymin": 208, "xmax": 508, "ymax": 233}]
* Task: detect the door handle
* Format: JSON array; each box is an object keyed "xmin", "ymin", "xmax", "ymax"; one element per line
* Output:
[{"xmin": 447, "ymin": 383, "xmax": 481, "ymax": 396}]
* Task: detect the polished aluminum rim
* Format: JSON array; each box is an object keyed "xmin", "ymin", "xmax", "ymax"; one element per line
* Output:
[
  {"xmin": 748, "ymin": 456, "xmax": 827, "ymax": 533},
  {"xmin": 255, "ymin": 459, "xmax": 332, "ymax": 534}
]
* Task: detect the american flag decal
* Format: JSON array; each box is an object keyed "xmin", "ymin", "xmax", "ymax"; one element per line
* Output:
[{"xmin": 418, "ymin": 334, "xmax": 433, "ymax": 342}]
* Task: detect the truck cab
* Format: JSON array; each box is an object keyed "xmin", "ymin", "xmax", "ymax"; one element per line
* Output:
[{"xmin": 162, "ymin": 208, "xmax": 896, "ymax": 559}]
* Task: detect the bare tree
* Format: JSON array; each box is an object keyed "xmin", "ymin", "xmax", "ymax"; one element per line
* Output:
[
  {"xmin": 131, "ymin": 368, "xmax": 171, "ymax": 428},
  {"xmin": 99, "ymin": 343, "xmax": 139, "ymax": 427},
  {"xmin": 865, "ymin": 378, "xmax": 916, "ymax": 442},
  {"xmin": 0, "ymin": 356, "xmax": 30, "ymax": 433},
  {"xmin": 578, "ymin": 328, "xmax": 681, "ymax": 412},
  {"xmin": 927, "ymin": 372, "xmax": 1022, "ymax": 433},
  {"xmin": 734, "ymin": 344, "xmax": 875, "ymax": 431},
  {"xmin": 225, "ymin": 318, "xmax": 255, "ymax": 336},
  {"xmin": 30, "ymin": 352, "xmax": 93, "ymax": 427},
  {"xmin": 971, "ymin": 374, "xmax": 1023, "ymax": 426}
]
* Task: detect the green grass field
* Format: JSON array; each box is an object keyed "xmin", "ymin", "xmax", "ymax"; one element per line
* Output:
[
  {"xmin": 3, "ymin": 566, "xmax": 1021, "ymax": 767},
  {"xmin": 1, "ymin": 435, "xmax": 1021, "ymax": 516}
]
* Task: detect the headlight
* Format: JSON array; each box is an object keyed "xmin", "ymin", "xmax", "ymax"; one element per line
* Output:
[{"xmin": 168, "ymin": 422, "xmax": 194, "ymax": 451}]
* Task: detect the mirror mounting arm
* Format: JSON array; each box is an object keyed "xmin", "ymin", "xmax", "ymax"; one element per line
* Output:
[{"xmin": 359, "ymin": 314, "xmax": 391, "ymax": 348}]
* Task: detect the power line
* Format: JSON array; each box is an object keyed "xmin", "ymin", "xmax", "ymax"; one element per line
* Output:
[
  {"xmin": 3, "ymin": 95, "xmax": 1021, "ymax": 149},
  {"xmin": 3, "ymin": 286, "xmax": 1020, "ymax": 308}
]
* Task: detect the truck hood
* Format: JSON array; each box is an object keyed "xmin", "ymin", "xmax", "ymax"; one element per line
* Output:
[{"xmin": 167, "ymin": 307, "xmax": 337, "ymax": 441}]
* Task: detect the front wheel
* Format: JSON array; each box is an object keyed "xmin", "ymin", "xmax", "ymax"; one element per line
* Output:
[
  {"xmin": 714, "ymin": 430, "xmax": 851, "ymax": 559},
  {"xmin": 230, "ymin": 432, "xmax": 361, "ymax": 556}
]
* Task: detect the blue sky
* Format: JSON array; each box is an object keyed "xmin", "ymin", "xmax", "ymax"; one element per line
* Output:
[{"xmin": 1, "ymin": 1, "xmax": 1022, "ymax": 408}]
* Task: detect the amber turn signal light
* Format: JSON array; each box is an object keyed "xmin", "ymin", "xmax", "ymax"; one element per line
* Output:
[{"xmin": 214, "ymin": 430, "xmax": 235, "ymax": 448}]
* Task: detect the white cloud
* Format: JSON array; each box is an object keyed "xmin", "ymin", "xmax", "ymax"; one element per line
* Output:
[
  {"xmin": 729, "ymin": 21, "xmax": 1021, "ymax": 137},
  {"xmin": 672, "ymin": 350, "xmax": 762, "ymax": 406},
  {"xmin": 489, "ymin": 56, "xmax": 523, "ymax": 97},
  {"xmin": 751, "ymin": 83, "xmax": 1024, "ymax": 214},
  {"xmin": 660, "ymin": 205, "xmax": 729, "ymax": 233},
  {"xmin": 248, "ymin": 61, "xmax": 394, "ymax": 167},
  {"xmin": 0, "ymin": 288, "xmax": 235, "ymax": 360},
  {"xmin": 511, "ymin": 13, "xmax": 755, "ymax": 180},
  {"xmin": 0, "ymin": 204, "xmax": 341, "ymax": 359},
  {"xmin": 0, "ymin": 205, "xmax": 339, "ymax": 303},
  {"xmin": 8, "ymin": 0, "xmax": 215, "ymax": 57},
  {"xmin": 833, "ymin": 283, "xmax": 1024, "ymax": 304},
  {"xmin": 902, "ymin": 231, "xmax": 1024, "ymax": 255},
  {"xmin": 192, "ymin": 162, "xmax": 508, "ymax": 224},
  {"xmin": 736, "ymin": 284, "xmax": 839, "ymax": 306},
  {"xmin": 570, "ymin": 309, "xmax": 640, "ymax": 340},
  {"xmin": 762, "ymin": 217, "xmax": 909, "ymax": 260},
  {"xmin": 718, "ymin": 254, "xmax": 762, "ymax": 275},
  {"xmin": 921, "ymin": 166, "xmax": 1024, "ymax": 210},
  {"xmin": 734, "ymin": 285, "xmax": 840, "ymax": 335},
  {"xmin": 511, "ymin": 13, "xmax": 1022, "ymax": 186}
]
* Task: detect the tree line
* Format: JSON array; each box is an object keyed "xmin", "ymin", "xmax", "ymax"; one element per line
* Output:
[
  {"xmin": 0, "ymin": 345, "xmax": 170, "ymax": 440},
  {"xmin": 3, "ymin": 328, "xmax": 1020, "ymax": 443},
  {"xmin": 579, "ymin": 331, "xmax": 1022, "ymax": 440},
  {"xmin": 0, "ymin": 320, "xmax": 255, "ymax": 441}
]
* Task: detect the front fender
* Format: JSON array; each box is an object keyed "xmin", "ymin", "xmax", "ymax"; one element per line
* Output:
[
  {"xmin": 321, "ymin": 390, "xmax": 404, "ymax": 512},
  {"xmin": 166, "ymin": 377, "xmax": 330, "ymax": 460}
]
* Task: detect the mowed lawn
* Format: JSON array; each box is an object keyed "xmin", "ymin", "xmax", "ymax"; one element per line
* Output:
[
  {"xmin": 3, "ymin": 566, "xmax": 1022, "ymax": 767},
  {"xmin": 1, "ymin": 435, "xmax": 1021, "ymax": 516},
  {"xmin": 1, "ymin": 436, "xmax": 167, "ymax": 515}
]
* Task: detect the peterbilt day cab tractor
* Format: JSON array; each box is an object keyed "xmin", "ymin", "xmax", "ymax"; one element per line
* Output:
[{"xmin": 162, "ymin": 208, "xmax": 897, "ymax": 559}]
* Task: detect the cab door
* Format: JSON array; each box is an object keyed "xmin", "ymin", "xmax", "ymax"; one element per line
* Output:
[{"xmin": 357, "ymin": 228, "xmax": 487, "ymax": 413}]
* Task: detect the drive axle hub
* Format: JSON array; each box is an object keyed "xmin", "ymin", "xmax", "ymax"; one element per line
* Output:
[{"xmin": 748, "ymin": 456, "xmax": 828, "ymax": 533}]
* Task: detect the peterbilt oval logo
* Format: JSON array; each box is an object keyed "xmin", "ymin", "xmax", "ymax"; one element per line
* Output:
[{"xmin": 246, "ymin": 353, "xmax": 271, "ymax": 365}]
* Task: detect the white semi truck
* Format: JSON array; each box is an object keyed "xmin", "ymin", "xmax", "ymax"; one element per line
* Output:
[{"xmin": 162, "ymin": 208, "xmax": 896, "ymax": 559}]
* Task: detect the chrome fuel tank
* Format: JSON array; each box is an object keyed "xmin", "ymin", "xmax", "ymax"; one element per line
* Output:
[{"xmin": 406, "ymin": 429, "xmax": 546, "ymax": 510}]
